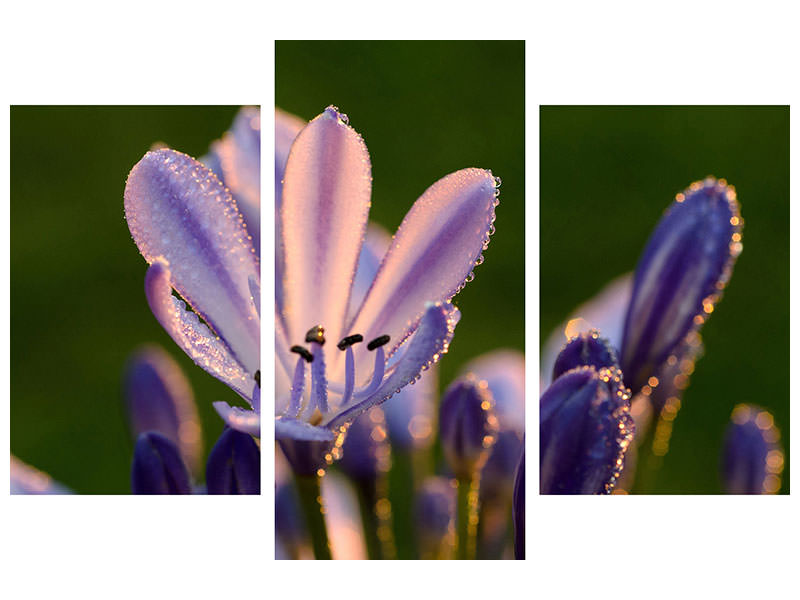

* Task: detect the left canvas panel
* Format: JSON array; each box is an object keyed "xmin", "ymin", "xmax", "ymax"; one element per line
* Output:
[{"xmin": 10, "ymin": 106, "xmax": 261, "ymax": 494}]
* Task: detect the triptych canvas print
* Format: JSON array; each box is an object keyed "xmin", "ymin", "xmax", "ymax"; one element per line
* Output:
[{"xmin": 8, "ymin": 41, "xmax": 789, "ymax": 563}]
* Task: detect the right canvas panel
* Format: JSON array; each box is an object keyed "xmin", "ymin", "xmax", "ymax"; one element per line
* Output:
[{"xmin": 540, "ymin": 106, "xmax": 789, "ymax": 495}]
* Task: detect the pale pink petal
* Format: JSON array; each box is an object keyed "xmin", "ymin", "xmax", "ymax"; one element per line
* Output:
[{"xmin": 280, "ymin": 106, "xmax": 372, "ymax": 359}]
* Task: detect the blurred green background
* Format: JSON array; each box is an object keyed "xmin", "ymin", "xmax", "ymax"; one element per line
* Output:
[
  {"xmin": 540, "ymin": 106, "xmax": 789, "ymax": 494},
  {"xmin": 277, "ymin": 42, "xmax": 525, "ymax": 394},
  {"xmin": 11, "ymin": 106, "xmax": 245, "ymax": 493}
]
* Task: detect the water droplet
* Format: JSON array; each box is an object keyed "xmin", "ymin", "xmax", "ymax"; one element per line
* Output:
[
  {"xmin": 338, "ymin": 113, "xmax": 349, "ymax": 125},
  {"xmin": 493, "ymin": 176, "xmax": 502, "ymax": 187}
]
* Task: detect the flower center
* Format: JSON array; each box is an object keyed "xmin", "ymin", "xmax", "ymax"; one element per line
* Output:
[{"xmin": 283, "ymin": 325, "xmax": 390, "ymax": 422}]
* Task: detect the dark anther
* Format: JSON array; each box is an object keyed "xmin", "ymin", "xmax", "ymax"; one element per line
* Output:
[
  {"xmin": 337, "ymin": 334, "xmax": 364, "ymax": 351},
  {"xmin": 290, "ymin": 345, "xmax": 314, "ymax": 363},
  {"xmin": 367, "ymin": 334, "xmax": 391, "ymax": 351},
  {"xmin": 254, "ymin": 370, "xmax": 261, "ymax": 388},
  {"xmin": 305, "ymin": 325, "xmax": 325, "ymax": 345}
]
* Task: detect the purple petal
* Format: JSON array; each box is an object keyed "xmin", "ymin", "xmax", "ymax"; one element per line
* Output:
[
  {"xmin": 279, "ymin": 106, "xmax": 372, "ymax": 362},
  {"xmin": 347, "ymin": 223, "xmax": 391, "ymax": 324},
  {"xmin": 540, "ymin": 273, "xmax": 632, "ymax": 389},
  {"xmin": 125, "ymin": 148, "xmax": 260, "ymax": 375},
  {"xmin": 10, "ymin": 456, "xmax": 71, "ymax": 495},
  {"xmin": 721, "ymin": 405, "xmax": 783, "ymax": 494},
  {"xmin": 540, "ymin": 367, "xmax": 634, "ymax": 494},
  {"xmin": 349, "ymin": 168, "xmax": 499, "ymax": 370},
  {"xmin": 213, "ymin": 401, "xmax": 261, "ymax": 437},
  {"xmin": 461, "ymin": 349, "xmax": 525, "ymax": 435},
  {"xmin": 325, "ymin": 302, "xmax": 460, "ymax": 431},
  {"xmin": 275, "ymin": 417, "xmax": 336, "ymax": 442},
  {"xmin": 144, "ymin": 260, "xmax": 253, "ymax": 401},
  {"xmin": 621, "ymin": 177, "xmax": 742, "ymax": 392},
  {"xmin": 213, "ymin": 107, "xmax": 261, "ymax": 254},
  {"xmin": 205, "ymin": 428, "xmax": 261, "ymax": 495},
  {"xmin": 131, "ymin": 432, "xmax": 192, "ymax": 494},
  {"xmin": 439, "ymin": 376, "xmax": 499, "ymax": 480},
  {"xmin": 123, "ymin": 345, "xmax": 203, "ymax": 474}
]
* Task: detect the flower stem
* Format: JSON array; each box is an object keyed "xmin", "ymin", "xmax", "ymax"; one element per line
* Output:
[
  {"xmin": 630, "ymin": 418, "xmax": 664, "ymax": 494},
  {"xmin": 295, "ymin": 474, "xmax": 332, "ymax": 560},
  {"xmin": 388, "ymin": 449, "xmax": 418, "ymax": 558},
  {"xmin": 354, "ymin": 479, "xmax": 395, "ymax": 559},
  {"xmin": 456, "ymin": 474, "xmax": 480, "ymax": 560}
]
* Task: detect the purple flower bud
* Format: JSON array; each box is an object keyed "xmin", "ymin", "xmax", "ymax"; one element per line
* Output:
[
  {"xmin": 131, "ymin": 432, "xmax": 191, "ymax": 494},
  {"xmin": 338, "ymin": 407, "xmax": 391, "ymax": 482},
  {"xmin": 540, "ymin": 366, "xmax": 634, "ymax": 494},
  {"xmin": 721, "ymin": 404, "xmax": 784, "ymax": 494},
  {"xmin": 621, "ymin": 177, "xmax": 742, "ymax": 393},
  {"xmin": 415, "ymin": 477, "xmax": 456, "ymax": 559},
  {"xmin": 439, "ymin": 376, "xmax": 499, "ymax": 480},
  {"xmin": 480, "ymin": 429, "xmax": 524, "ymax": 503},
  {"xmin": 123, "ymin": 345, "xmax": 203, "ymax": 474},
  {"xmin": 552, "ymin": 329, "xmax": 619, "ymax": 381},
  {"xmin": 206, "ymin": 428, "xmax": 261, "ymax": 494},
  {"xmin": 512, "ymin": 448, "xmax": 524, "ymax": 560}
]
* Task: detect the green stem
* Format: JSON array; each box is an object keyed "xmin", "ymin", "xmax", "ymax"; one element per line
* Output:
[
  {"xmin": 630, "ymin": 418, "xmax": 664, "ymax": 494},
  {"xmin": 355, "ymin": 480, "xmax": 384, "ymax": 559},
  {"xmin": 388, "ymin": 449, "xmax": 418, "ymax": 559},
  {"xmin": 456, "ymin": 474, "xmax": 479, "ymax": 560},
  {"xmin": 295, "ymin": 474, "xmax": 332, "ymax": 560}
]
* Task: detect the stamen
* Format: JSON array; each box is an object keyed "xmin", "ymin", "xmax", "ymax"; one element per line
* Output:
[
  {"xmin": 306, "ymin": 325, "xmax": 325, "ymax": 345},
  {"xmin": 254, "ymin": 370, "xmax": 261, "ymax": 388},
  {"xmin": 341, "ymin": 345, "xmax": 356, "ymax": 407},
  {"xmin": 337, "ymin": 334, "xmax": 363, "ymax": 408},
  {"xmin": 337, "ymin": 333, "xmax": 364, "ymax": 350},
  {"xmin": 284, "ymin": 356, "xmax": 306, "ymax": 418},
  {"xmin": 367, "ymin": 334, "xmax": 390, "ymax": 351},
  {"xmin": 290, "ymin": 345, "xmax": 313, "ymax": 363},
  {"xmin": 308, "ymin": 342, "xmax": 329, "ymax": 415},
  {"xmin": 355, "ymin": 345, "xmax": 386, "ymax": 400}
]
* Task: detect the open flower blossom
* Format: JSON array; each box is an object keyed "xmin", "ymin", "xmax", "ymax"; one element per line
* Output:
[
  {"xmin": 275, "ymin": 106, "xmax": 500, "ymax": 470},
  {"xmin": 124, "ymin": 108, "xmax": 261, "ymax": 436}
]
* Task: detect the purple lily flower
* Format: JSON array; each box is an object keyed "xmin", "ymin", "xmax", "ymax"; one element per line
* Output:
[
  {"xmin": 275, "ymin": 106, "xmax": 500, "ymax": 472},
  {"xmin": 540, "ymin": 366, "xmax": 634, "ymax": 494},
  {"xmin": 123, "ymin": 345, "xmax": 203, "ymax": 474},
  {"xmin": 721, "ymin": 404, "xmax": 784, "ymax": 494},
  {"xmin": 124, "ymin": 109, "xmax": 261, "ymax": 437},
  {"xmin": 10, "ymin": 456, "xmax": 71, "ymax": 495},
  {"xmin": 541, "ymin": 178, "xmax": 742, "ymax": 427}
]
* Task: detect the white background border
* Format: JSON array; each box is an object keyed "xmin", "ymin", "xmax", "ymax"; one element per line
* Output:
[{"xmin": 2, "ymin": 1, "xmax": 796, "ymax": 598}]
